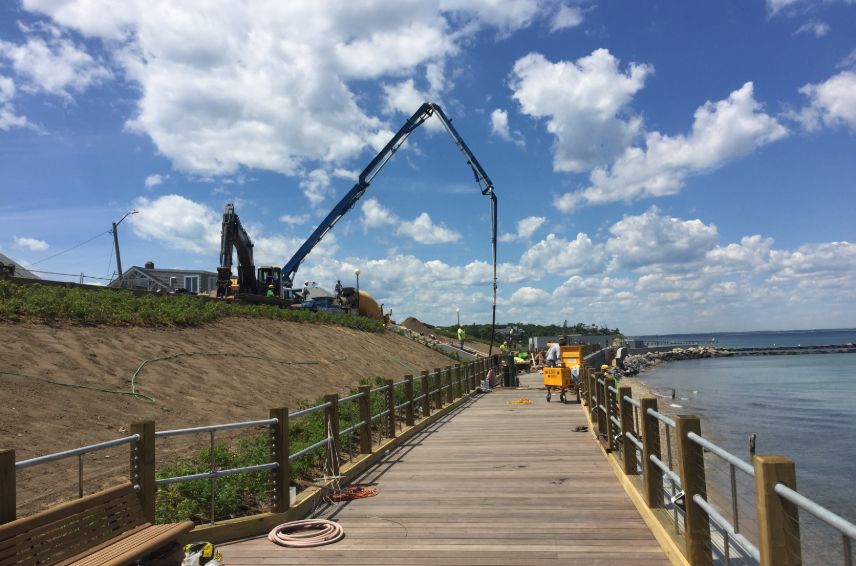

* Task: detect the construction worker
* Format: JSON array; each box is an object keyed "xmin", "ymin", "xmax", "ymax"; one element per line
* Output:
[
  {"xmin": 499, "ymin": 341, "xmax": 509, "ymax": 356},
  {"xmin": 334, "ymin": 279, "xmax": 343, "ymax": 300},
  {"xmin": 545, "ymin": 340, "xmax": 564, "ymax": 367},
  {"xmin": 457, "ymin": 326, "xmax": 465, "ymax": 349},
  {"xmin": 266, "ymin": 284, "xmax": 275, "ymax": 298},
  {"xmin": 302, "ymin": 281, "xmax": 310, "ymax": 300}
]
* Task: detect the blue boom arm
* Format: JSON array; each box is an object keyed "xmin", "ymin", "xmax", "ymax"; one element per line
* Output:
[{"xmin": 281, "ymin": 102, "xmax": 497, "ymax": 290}]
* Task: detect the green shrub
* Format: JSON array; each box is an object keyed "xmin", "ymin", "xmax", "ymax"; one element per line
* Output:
[{"xmin": 0, "ymin": 281, "xmax": 384, "ymax": 332}]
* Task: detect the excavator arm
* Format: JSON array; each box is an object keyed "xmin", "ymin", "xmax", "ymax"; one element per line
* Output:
[
  {"xmin": 217, "ymin": 203, "xmax": 258, "ymax": 294},
  {"xmin": 281, "ymin": 102, "xmax": 497, "ymax": 289}
]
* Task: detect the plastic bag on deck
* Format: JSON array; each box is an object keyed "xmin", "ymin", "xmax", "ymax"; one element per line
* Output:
[{"xmin": 181, "ymin": 541, "xmax": 223, "ymax": 566}]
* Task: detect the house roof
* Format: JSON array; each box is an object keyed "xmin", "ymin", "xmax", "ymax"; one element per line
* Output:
[
  {"xmin": 0, "ymin": 253, "xmax": 40, "ymax": 279},
  {"xmin": 112, "ymin": 266, "xmax": 218, "ymax": 290}
]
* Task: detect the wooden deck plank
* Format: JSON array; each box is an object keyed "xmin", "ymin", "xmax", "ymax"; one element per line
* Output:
[{"xmin": 219, "ymin": 372, "xmax": 670, "ymax": 565}]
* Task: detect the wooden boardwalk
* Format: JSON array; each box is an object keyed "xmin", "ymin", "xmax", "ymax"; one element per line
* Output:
[{"xmin": 220, "ymin": 373, "xmax": 670, "ymax": 565}]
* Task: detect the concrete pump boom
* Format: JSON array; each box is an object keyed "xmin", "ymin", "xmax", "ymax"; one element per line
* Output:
[{"xmin": 280, "ymin": 102, "xmax": 498, "ymax": 352}]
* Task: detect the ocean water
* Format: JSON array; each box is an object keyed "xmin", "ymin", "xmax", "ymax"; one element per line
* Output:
[
  {"xmin": 634, "ymin": 328, "xmax": 856, "ymax": 349},
  {"xmin": 641, "ymin": 353, "xmax": 856, "ymax": 563}
]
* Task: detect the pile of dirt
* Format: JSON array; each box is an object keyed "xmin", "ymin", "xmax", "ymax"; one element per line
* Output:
[
  {"xmin": 0, "ymin": 318, "xmax": 456, "ymax": 515},
  {"xmin": 399, "ymin": 316, "xmax": 496, "ymax": 356},
  {"xmin": 400, "ymin": 316, "xmax": 435, "ymax": 336}
]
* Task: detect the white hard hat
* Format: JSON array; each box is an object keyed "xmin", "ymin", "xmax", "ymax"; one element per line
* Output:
[{"xmin": 304, "ymin": 281, "xmax": 309, "ymax": 285}]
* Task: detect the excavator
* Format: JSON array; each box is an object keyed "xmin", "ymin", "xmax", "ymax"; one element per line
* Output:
[{"xmin": 216, "ymin": 102, "xmax": 498, "ymax": 348}]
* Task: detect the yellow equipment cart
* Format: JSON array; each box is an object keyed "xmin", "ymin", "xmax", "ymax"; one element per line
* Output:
[{"xmin": 543, "ymin": 344, "xmax": 583, "ymax": 403}]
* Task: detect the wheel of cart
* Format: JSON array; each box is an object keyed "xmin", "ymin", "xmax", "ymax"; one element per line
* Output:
[{"xmin": 544, "ymin": 366, "xmax": 575, "ymax": 404}]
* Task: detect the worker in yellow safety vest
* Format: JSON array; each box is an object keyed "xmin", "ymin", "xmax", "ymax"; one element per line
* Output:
[
  {"xmin": 499, "ymin": 341, "xmax": 509, "ymax": 356},
  {"xmin": 457, "ymin": 326, "xmax": 465, "ymax": 349}
]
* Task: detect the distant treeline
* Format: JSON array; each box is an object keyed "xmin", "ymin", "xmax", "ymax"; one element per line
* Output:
[{"xmin": 435, "ymin": 322, "xmax": 621, "ymax": 343}]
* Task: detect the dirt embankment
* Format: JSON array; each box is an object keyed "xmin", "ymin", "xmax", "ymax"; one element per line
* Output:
[
  {"xmin": 0, "ymin": 318, "xmax": 457, "ymax": 514},
  {"xmin": 399, "ymin": 317, "xmax": 496, "ymax": 356}
]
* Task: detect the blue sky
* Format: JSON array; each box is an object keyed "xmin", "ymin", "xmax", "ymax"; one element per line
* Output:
[{"xmin": 1, "ymin": 0, "xmax": 854, "ymax": 334}]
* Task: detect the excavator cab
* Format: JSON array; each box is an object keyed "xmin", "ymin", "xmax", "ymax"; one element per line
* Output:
[{"xmin": 256, "ymin": 266, "xmax": 282, "ymax": 296}]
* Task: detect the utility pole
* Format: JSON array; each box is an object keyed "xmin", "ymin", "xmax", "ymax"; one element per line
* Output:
[{"xmin": 112, "ymin": 211, "xmax": 138, "ymax": 288}]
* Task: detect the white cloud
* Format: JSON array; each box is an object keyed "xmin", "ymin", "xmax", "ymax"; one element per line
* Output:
[
  {"xmin": 20, "ymin": 1, "xmax": 555, "ymax": 182},
  {"xmin": 361, "ymin": 198, "xmax": 398, "ymax": 230},
  {"xmin": 556, "ymin": 82, "xmax": 788, "ymax": 211},
  {"xmin": 605, "ymin": 207, "xmax": 719, "ymax": 269},
  {"xmin": 511, "ymin": 49, "xmax": 652, "ymax": 173},
  {"xmin": 299, "ymin": 169, "xmax": 333, "ymax": 207},
  {"xmin": 490, "ymin": 108, "xmax": 524, "ymax": 145},
  {"xmin": 499, "ymin": 215, "xmax": 545, "ymax": 242},
  {"xmin": 129, "ymin": 194, "xmax": 221, "ymax": 254},
  {"xmin": 144, "ymin": 174, "xmax": 164, "ymax": 188},
  {"xmin": 13, "ymin": 236, "xmax": 49, "ymax": 251},
  {"xmin": 0, "ymin": 75, "xmax": 28, "ymax": 130},
  {"xmin": 769, "ymin": 241, "xmax": 856, "ymax": 281},
  {"xmin": 768, "ymin": 0, "xmax": 856, "ymax": 15},
  {"xmin": 397, "ymin": 212, "xmax": 461, "ymax": 244},
  {"xmin": 0, "ymin": 33, "xmax": 111, "ymax": 100},
  {"xmin": 279, "ymin": 213, "xmax": 309, "ymax": 226},
  {"xmin": 549, "ymin": 5, "xmax": 583, "ymax": 31},
  {"xmin": 791, "ymin": 70, "xmax": 856, "ymax": 132},
  {"xmin": 794, "ymin": 20, "xmax": 830, "ymax": 36},
  {"xmin": 705, "ymin": 235, "xmax": 775, "ymax": 274},
  {"xmin": 360, "ymin": 198, "xmax": 460, "ymax": 244},
  {"xmin": 510, "ymin": 286, "xmax": 551, "ymax": 305},
  {"xmin": 521, "ymin": 232, "xmax": 603, "ymax": 274}
]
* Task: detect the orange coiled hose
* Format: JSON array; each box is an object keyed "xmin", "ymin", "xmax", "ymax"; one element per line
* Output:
[{"xmin": 268, "ymin": 519, "xmax": 345, "ymax": 547}]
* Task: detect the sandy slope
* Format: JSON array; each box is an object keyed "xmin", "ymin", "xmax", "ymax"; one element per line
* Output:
[{"xmin": 0, "ymin": 318, "xmax": 457, "ymax": 515}]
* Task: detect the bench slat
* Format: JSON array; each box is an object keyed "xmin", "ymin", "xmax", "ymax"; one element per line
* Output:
[
  {"xmin": 0, "ymin": 483, "xmax": 190, "ymax": 566},
  {"xmin": 1, "ymin": 490, "xmax": 145, "ymax": 565},
  {"xmin": 68, "ymin": 522, "xmax": 193, "ymax": 566}
]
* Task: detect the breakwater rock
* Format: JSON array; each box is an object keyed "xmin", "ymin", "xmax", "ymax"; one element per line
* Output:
[{"xmin": 623, "ymin": 347, "xmax": 733, "ymax": 375}]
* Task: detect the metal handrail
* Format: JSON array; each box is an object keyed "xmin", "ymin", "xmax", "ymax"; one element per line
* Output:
[
  {"xmin": 156, "ymin": 462, "xmax": 279, "ymax": 486},
  {"xmin": 371, "ymin": 410, "xmax": 391, "ymax": 421},
  {"xmin": 623, "ymin": 395, "xmax": 640, "ymax": 408},
  {"xmin": 289, "ymin": 436, "xmax": 331, "ymax": 462},
  {"xmin": 774, "ymin": 483, "xmax": 856, "ymax": 539},
  {"xmin": 340, "ymin": 421, "xmax": 366, "ymax": 437},
  {"xmin": 608, "ymin": 385, "xmax": 618, "ymax": 394},
  {"xmin": 626, "ymin": 431, "xmax": 643, "ymax": 451},
  {"xmin": 394, "ymin": 401, "xmax": 410, "ymax": 410},
  {"xmin": 649, "ymin": 454, "xmax": 681, "ymax": 485},
  {"xmin": 16, "ymin": 435, "xmax": 140, "ymax": 469},
  {"xmin": 646, "ymin": 407, "xmax": 676, "ymax": 428},
  {"xmin": 290, "ymin": 402, "xmax": 332, "ymax": 419},
  {"xmin": 394, "ymin": 379, "xmax": 408, "ymax": 387},
  {"xmin": 687, "ymin": 431, "xmax": 754, "ymax": 476},
  {"xmin": 693, "ymin": 494, "xmax": 761, "ymax": 562},
  {"xmin": 156, "ymin": 418, "xmax": 277, "ymax": 438},
  {"xmin": 610, "ymin": 415, "xmax": 621, "ymax": 428},
  {"xmin": 413, "ymin": 394, "xmax": 426, "ymax": 402},
  {"xmin": 370, "ymin": 384, "xmax": 391, "ymax": 394},
  {"xmin": 598, "ymin": 404, "xmax": 607, "ymax": 414},
  {"xmin": 340, "ymin": 391, "xmax": 364, "ymax": 403}
]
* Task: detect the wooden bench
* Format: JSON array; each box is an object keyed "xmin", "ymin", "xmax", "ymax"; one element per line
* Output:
[{"xmin": 0, "ymin": 483, "xmax": 193, "ymax": 566}]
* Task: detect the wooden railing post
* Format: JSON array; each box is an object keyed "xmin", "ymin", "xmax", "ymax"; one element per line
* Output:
[
  {"xmin": 433, "ymin": 368, "xmax": 443, "ymax": 409},
  {"xmin": 404, "ymin": 375, "xmax": 415, "ymax": 426},
  {"xmin": 421, "ymin": 371, "xmax": 431, "ymax": 417},
  {"xmin": 595, "ymin": 373, "xmax": 607, "ymax": 439},
  {"xmin": 604, "ymin": 377, "xmax": 616, "ymax": 452},
  {"xmin": 640, "ymin": 398, "xmax": 663, "ymax": 508},
  {"xmin": 269, "ymin": 407, "xmax": 290, "ymax": 512},
  {"xmin": 467, "ymin": 362, "xmax": 474, "ymax": 391},
  {"xmin": 384, "ymin": 380, "xmax": 395, "ymax": 438},
  {"xmin": 446, "ymin": 366, "xmax": 454, "ymax": 404},
  {"xmin": 755, "ymin": 455, "xmax": 802, "ymax": 566},
  {"xmin": 325, "ymin": 394, "xmax": 340, "ymax": 476},
  {"xmin": 455, "ymin": 364, "xmax": 462, "ymax": 398},
  {"xmin": 0, "ymin": 449, "xmax": 15, "ymax": 524},
  {"xmin": 618, "ymin": 386, "xmax": 638, "ymax": 475},
  {"xmin": 358, "ymin": 386, "xmax": 372, "ymax": 454},
  {"xmin": 582, "ymin": 365, "xmax": 594, "ymax": 414},
  {"xmin": 676, "ymin": 415, "xmax": 711, "ymax": 565},
  {"xmin": 130, "ymin": 420, "xmax": 156, "ymax": 523}
]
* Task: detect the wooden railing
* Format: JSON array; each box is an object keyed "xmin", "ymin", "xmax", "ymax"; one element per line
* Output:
[
  {"xmin": 577, "ymin": 359, "xmax": 856, "ymax": 566},
  {"xmin": 1, "ymin": 356, "xmax": 502, "ymax": 542}
]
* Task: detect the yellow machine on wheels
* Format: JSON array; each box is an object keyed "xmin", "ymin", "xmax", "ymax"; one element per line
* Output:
[{"xmin": 543, "ymin": 344, "xmax": 583, "ymax": 403}]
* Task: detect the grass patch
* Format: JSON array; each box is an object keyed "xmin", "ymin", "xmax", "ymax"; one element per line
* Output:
[
  {"xmin": 0, "ymin": 280, "xmax": 384, "ymax": 332},
  {"xmin": 154, "ymin": 376, "xmax": 403, "ymax": 523}
]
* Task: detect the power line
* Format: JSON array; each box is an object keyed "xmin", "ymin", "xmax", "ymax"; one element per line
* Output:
[
  {"xmin": 24, "ymin": 230, "xmax": 111, "ymax": 268},
  {"xmin": 27, "ymin": 268, "xmax": 113, "ymax": 281}
]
